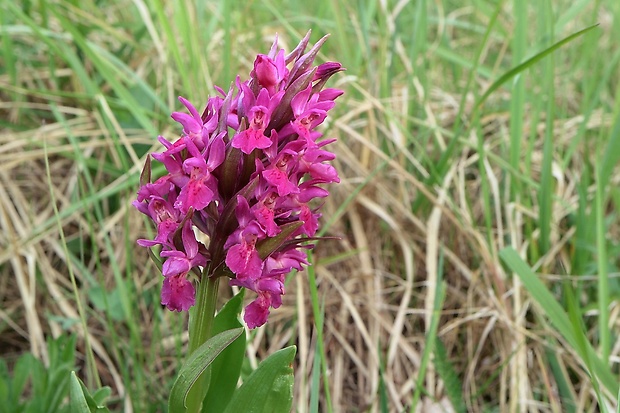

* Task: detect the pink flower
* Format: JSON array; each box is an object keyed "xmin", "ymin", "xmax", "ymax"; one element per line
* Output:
[
  {"xmin": 170, "ymin": 97, "xmax": 217, "ymax": 150},
  {"xmin": 157, "ymin": 222, "xmax": 207, "ymax": 311},
  {"xmin": 251, "ymin": 51, "xmax": 287, "ymax": 95},
  {"xmin": 243, "ymin": 294, "xmax": 271, "ymax": 329},
  {"xmin": 231, "ymin": 88, "xmax": 282, "ymax": 154},
  {"xmin": 225, "ymin": 234, "xmax": 263, "ymax": 280},
  {"xmin": 174, "ymin": 135, "xmax": 224, "ymax": 213},
  {"xmin": 134, "ymin": 32, "xmax": 343, "ymax": 328}
]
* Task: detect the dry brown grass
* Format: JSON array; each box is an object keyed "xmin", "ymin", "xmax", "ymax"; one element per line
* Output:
[{"xmin": 1, "ymin": 2, "xmax": 619, "ymax": 412}]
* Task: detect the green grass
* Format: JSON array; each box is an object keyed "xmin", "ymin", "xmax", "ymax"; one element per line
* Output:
[{"xmin": 1, "ymin": 0, "xmax": 620, "ymax": 411}]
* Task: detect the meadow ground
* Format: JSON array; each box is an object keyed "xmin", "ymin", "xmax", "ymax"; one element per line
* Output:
[{"xmin": 1, "ymin": 1, "xmax": 619, "ymax": 412}]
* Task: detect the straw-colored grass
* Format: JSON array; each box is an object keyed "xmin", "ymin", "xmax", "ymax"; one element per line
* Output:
[{"xmin": 1, "ymin": 1, "xmax": 619, "ymax": 412}]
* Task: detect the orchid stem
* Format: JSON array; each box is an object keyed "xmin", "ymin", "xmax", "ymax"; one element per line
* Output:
[{"xmin": 186, "ymin": 273, "xmax": 220, "ymax": 413}]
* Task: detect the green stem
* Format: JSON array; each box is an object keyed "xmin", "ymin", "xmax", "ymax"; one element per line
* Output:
[{"xmin": 186, "ymin": 274, "xmax": 220, "ymax": 413}]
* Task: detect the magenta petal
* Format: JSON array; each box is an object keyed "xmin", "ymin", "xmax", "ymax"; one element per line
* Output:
[
  {"xmin": 254, "ymin": 55, "xmax": 278, "ymax": 92},
  {"xmin": 262, "ymin": 169, "xmax": 298, "ymax": 196},
  {"xmin": 319, "ymin": 88, "xmax": 344, "ymax": 101},
  {"xmin": 232, "ymin": 129, "xmax": 272, "ymax": 154},
  {"xmin": 162, "ymin": 257, "xmax": 191, "ymax": 278},
  {"xmin": 225, "ymin": 243, "xmax": 263, "ymax": 279},
  {"xmin": 178, "ymin": 96, "xmax": 201, "ymax": 121},
  {"xmin": 257, "ymin": 278, "xmax": 284, "ymax": 296},
  {"xmin": 175, "ymin": 179, "xmax": 214, "ymax": 213},
  {"xmin": 300, "ymin": 205, "xmax": 319, "ymax": 236},
  {"xmin": 137, "ymin": 238, "xmax": 162, "ymax": 247},
  {"xmin": 244, "ymin": 296, "xmax": 270, "ymax": 329},
  {"xmin": 206, "ymin": 133, "xmax": 226, "ymax": 170},
  {"xmin": 254, "ymin": 205, "xmax": 279, "ymax": 237},
  {"xmin": 171, "ymin": 112, "xmax": 201, "ymax": 134},
  {"xmin": 308, "ymin": 163, "xmax": 340, "ymax": 183},
  {"xmin": 161, "ymin": 275, "xmax": 195, "ymax": 312},
  {"xmin": 234, "ymin": 195, "xmax": 253, "ymax": 229},
  {"xmin": 181, "ymin": 221, "xmax": 199, "ymax": 258},
  {"xmin": 291, "ymin": 84, "xmax": 312, "ymax": 117},
  {"xmin": 155, "ymin": 220, "xmax": 177, "ymax": 242},
  {"xmin": 298, "ymin": 185, "xmax": 329, "ymax": 202}
]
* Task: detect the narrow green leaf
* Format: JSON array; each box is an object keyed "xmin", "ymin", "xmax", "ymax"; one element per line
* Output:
[
  {"xmin": 600, "ymin": 113, "xmax": 620, "ymax": 191},
  {"xmin": 435, "ymin": 339, "xmax": 466, "ymax": 413},
  {"xmin": 537, "ymin": 2, "xmax": 556, "ymax": 256},
  {"xmin": 201, "ymin": 291, "xmax": 247, "ymax": 413},
  {"xmin": 168, "ymin": 327, "xmax": 244, "ymax": 412},
  {"xmin": 70, "ymin": 372, "xmax": 91, "ymax": 413},
  {"xmin": 223, "ymin": 346, "xmax": 296, "ymax": 413},
  {"xmin": 509, "ymin": 0, "xmax": 526, "ymax": 200},
  {"xmin": 309, "ymin": 340, "xmax": 321, "ymax": 413},
  {"xmin": 91, "ymin": 387, "xmax": 112, "ymax": 406},
  {"xmin": 256, "ymin": 221, "xmax": 304, "ymax": 259},
  {"xmin": 306, "ymin": 253, "xmax": 332, "ymax": 412},
  {"xmin": 140, "ymin": 155, "xmax": 152, "ymax": 187},
  {"xmin": 595, "ymin": 166, "xmax": 611, "ymax": 363},
  {"xmin": 0, "ymin": 359, "xmax": 9, "ymax": 410},
  {"xmin": 499, "ymin": 247, "xmax": 618, "ymax": 395},
  {"xmin": 69, "ymin": 371, "xmax": 111, "ymax": 413},
  {"xmin": 564, "ymin": 280, "xmax": 608, "ymax": 411},
  {"xmin": 410, "ymin": 252, "xmax": 446, "ymax": 413},
  {"xmin": 377, "ymin": 350, "xmax": 389, "ymax": 413},
  {"xmin": 476, "ymin": 24, "xmax": 599, "ymax": 109},
  {"xmin": 12, "ymin": 354, "xmax": 34, "ymax": 406},
  {"xmin": 546, "ymin": 348, "xmax": 576, "ymax": 413}
]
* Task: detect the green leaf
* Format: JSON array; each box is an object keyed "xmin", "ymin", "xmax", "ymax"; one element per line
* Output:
[
  {"xmin": 410, "ymin": 252, "xmax": 446, "ymax": 413},
  {"xmin": 223, "ymin": 346, "xmax": 296, "ymax": 413},
  {"xmin": 600, "ymin": 114, "xmax": 620, "ymax": 191},
  {"xmin": 546, "ymin": 347, "xmax": 576, "ymax": 413},
  {"xmin": 0, "ymin": 359, "xmax": 10, "ymax": 412},
  {"xmin": 202, "ymin": 291, "xmax": 247, "ymax": 413},
  {"xmin": 476, "ymin": 24, "xmax": 599, "ymax": 110},
  {"xmin": 88, "ymin": 286, "xmax": 125, "ymax": 321},
  {"xmin": 69, "ymin": 371, "xmax": 111, "ymax": 413},
  {"xmin": 499, "ymin": 248, "xmax": 618, "ymax": 396},
  {"xmin": 168, "ymin": 327, "xmax": 244, "ymax": 413},
  {"xmin": 91, "ymin": 387, "xmax": 113, "ymax": 406},
  {"xmin": 139, "ymin": 154, "xmax": 152, "ymax": 187},
  {"xmin": 377, "ymin": 351, "xmax": 389, "ymax": 413},
  {"xmin": 12, "ymin": 354, "xmax": 34, "ymax": 406},
  {"xmin": 434, "ymin": 339, "xmax": 466, "ymax": 413},
  {"xmin": 256, "ymin": 221, "xmax": 304, "ymax": 260},
  {"xmin": 69, "ymin": 372, "xmax": 91, "ymax": 413}
]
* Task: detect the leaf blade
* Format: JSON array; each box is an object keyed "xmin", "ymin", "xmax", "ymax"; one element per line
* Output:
[
  {"xmin": 168, "ymin": 327, "xmax": 244, "ymax": 412},
  {"xmin": 223, "ymin": 346, "xmax": 296, "ymax": 413},
  {"xmin": 476, "ymin": 24, "xmax": 599, "ymax": 110}
]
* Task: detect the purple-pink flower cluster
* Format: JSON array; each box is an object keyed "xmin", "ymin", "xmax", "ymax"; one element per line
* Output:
[{"xmin": 133, "ymin": 33, "xmax": 344, "ymax": 328}]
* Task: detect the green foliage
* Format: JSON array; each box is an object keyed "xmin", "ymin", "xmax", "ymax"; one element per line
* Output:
[
  {"xmin": 377, "ymin": 349, "xmax": 390, "ymax": 413},
  {"xmin": 201, "ymin": 291, "xmax": 247, "ymax": 413},
  {"xmin": 434, "ymin": 340, "xmax": 466, "ymax": 413},
  {"xmin": 0, "ymin": 335, "xmax": 84, "ymax": 413},
  {"xmin": 500, "ymin": 248, "xmax": 619, "ymax": 401},
  {"xmin": 3, "ymin": 0, "xmax": 620, "ymax": 410},
  {"xmin": 69, "ymin": 372, "xmax": 111, "ymax": 413},
  {"xmin": 409, "ymin": 252, "xmax": 446, "ymax": 413},
  {"xmin": 222, "ymin": 346, "xmax": 296, "ymax": 413},
  {"xmin": 475, "ymin": 24, "xmax": 599, "ymax": 111},
  {"xmin": 168, "ymin": 328, "xmax": 244, "ymax": 413}
]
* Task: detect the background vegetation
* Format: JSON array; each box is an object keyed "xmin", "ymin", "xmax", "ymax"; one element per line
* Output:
[{"xmin": 1, "ymin": 0, "xmax": 619, "ymax": 411}]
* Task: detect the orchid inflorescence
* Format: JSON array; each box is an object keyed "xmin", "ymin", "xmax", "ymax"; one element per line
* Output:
[{"xmin": 133, "ymin": 33, "xmax": 344, "ymax": 328}]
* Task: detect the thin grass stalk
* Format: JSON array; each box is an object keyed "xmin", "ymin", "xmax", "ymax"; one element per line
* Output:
[{"xmin": 595, "ymin": 166, "xmax": 610, "ymax": 363}]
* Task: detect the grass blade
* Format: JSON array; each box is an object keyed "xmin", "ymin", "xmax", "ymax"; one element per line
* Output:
[
  {"xmin": 499, "ymin": 247, "xmax": 618, "ymax": 396},
  {"xmin": 476, "ymin": 24, "xmax": 599, "ymax": 110}
]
